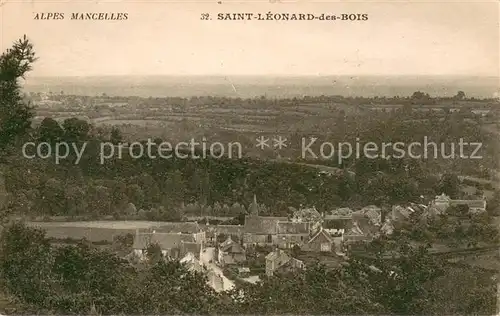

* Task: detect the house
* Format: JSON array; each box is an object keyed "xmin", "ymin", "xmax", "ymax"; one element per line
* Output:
[
  {"xmin": 422, "ymin": 204, "xmax": 445, "ymax": 218},
  {"xmin": 343, "ymin": 221, "xmax": 371, "ymax": 245},
  {"xmin": 132, "ymin": 231, "xmax": 203, "ymax": 260},
  {"xmin": 431, "ymin": 193, "xmax": 487, "ymax": 214},
  {"xmin": 242, "ymin": 196, "xmax": 321, "ymax": 248},
  {"xmin": 203, "ymin": 224, "xmax": 244, "ymax": 245},
  {"xmin": 302, "ymin": 227, "xmax": 335, "ymax": 252},
  {"xmin": 243, "ymin": 195, "xmax": 287, "ymax": 246},
  {"xmin": 275, "ymin": 221, "xmax": 312, "ymax": 248},
  {"xmin": 389, "ymin": 205, "xmax": 416, "ymax": 222},
  {"xmin": 265, "ymin": 249, "xmax": 304, "ymax": 277},
  {"xmin": 432, "ymin": 193, "xmax": 452, "ymax": 212},
  {"xmin": 180, "ymin": 240, "xmax": 204, "ymax": 260},
  {"xmin": 330, "ymin": 208, "xmax": 354, "ymax": 216},
  {"xmin": 323, "ymin": 214, "xmax": 352, "ymax": 236},
  {"xmin": 217, "ymin": 237, "xmax": 246, "ymax": 266},
  {"xmin": 243, "ymin": 215, "xmax": 286, "ymax": 246},
  {"xmin": 322, "ymin": 208, "xmax": 355, "ymax": 245},
  {"xmin": 352, "ymin": 209, "xmax": 381, "ymax": 234},
  {"xmin": 385, "ymin": 203, "xmax": 428, "ymax": 229},
  {"xmin": 154, "ymin": 222, "xmax": 206, "ymax": 243},
  {"xmin": 451, "ymin": 199, "xmax": 487, "ymax": 214},
  {"xmin": 471, "ymin": 109, "xmax": 491, "ymax": 117},
  {"xmin": 276, "ymin": 257, "xmax": 304, "ymax": 275}
]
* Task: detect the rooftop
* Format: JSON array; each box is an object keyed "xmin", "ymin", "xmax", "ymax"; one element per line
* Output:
[
  {"xmin": 266, "ymin": 249, "xmax": 290, "ymax": 262},
  {"xmin": 277, "ymin": 221, "xmax": 310, "ymax": 234},
  {"xmin": 245, "ymin": 215, "xmax": 287, "ymax": 234}
]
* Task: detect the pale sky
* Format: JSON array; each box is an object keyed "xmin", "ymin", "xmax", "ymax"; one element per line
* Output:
[{"xmin": 1, "ymin": 1, "xmax": 499, "ymax": 77}]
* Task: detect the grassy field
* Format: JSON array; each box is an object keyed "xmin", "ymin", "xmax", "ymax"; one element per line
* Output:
[
  {"xmin": 27, "ymin": 220, "xmax": 168, "ymax": 229},
  {"xmin": 26, "ymin": 221, "xmax": 171, "ymax": 243}
]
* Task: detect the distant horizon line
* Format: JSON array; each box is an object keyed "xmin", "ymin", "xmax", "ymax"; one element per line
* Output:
[{"xmin": 25, "ymin": 74, "xmax": 500, "ymax": 79}]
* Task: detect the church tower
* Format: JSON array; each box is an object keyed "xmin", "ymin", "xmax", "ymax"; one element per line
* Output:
[{"xmin": 249, "ymin": 194, "xmax": 259, "ymax": 216}]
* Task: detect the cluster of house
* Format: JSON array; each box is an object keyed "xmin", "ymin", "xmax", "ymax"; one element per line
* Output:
[
  {"xmin": 380, "ymin": 193, "xmax": 487, "ymax": 234},
  {"xmin": 132, "ymin": 222, "xmax": 205, "ymax": 259},
  {"xmin": 130, "ymin": 196, "xmax": 372, "ymax": 277},
  {"xmin": 130, "ymin": 193, "xmax": 487, "ymax": 278}
]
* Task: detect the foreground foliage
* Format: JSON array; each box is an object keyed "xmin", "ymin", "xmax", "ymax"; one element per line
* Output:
[{"xmin": 0, "ymin": 223, "xmax": 496, "ymax": 315}]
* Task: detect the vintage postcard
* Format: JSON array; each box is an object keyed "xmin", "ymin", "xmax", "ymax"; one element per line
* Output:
[{"xmin": 0, "ymin": 0, "xmax": 499, "ymax": 315}]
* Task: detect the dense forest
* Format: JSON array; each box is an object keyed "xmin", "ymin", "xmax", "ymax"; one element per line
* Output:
[{"xmin": 2, "ymin": 110, "xmax": 498, "ymax": 220}]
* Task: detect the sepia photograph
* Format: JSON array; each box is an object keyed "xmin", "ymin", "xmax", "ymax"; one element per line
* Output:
[{"xmin": 0, "ymin": 0, "xmax": 499, "ymax": 315}]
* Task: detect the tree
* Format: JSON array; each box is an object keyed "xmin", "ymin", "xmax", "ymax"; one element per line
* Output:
[
  {"xmin": 0, "ymin": 223, "xmax": 56, "ymax": 309},
  {"xmin": 410, "ymin": 91, "xmax": 433, "ymax": 105},
  {"xmin": 126, "ymin": 184, "xmax": 144, "ymax": 209},
  {"xmin": 0, "ymin": 35, "xmax": 36, "ymax": 150},
  {"xmin": 87, "ymin": 185, "xmax": 111, "ymax": 217},
  {"xmin": 38, "ymin": 117, "xmax": 64, "ymax": 143},
  {"xmin": 447, "ymin": 204, "xmax": 469, "ymax": 217},
  {"xmin": 0, "ymin": 172, "xmax": 11, "ymax": 220},
  {"xmin": 10, "ymin": 190, "xmax": 30, "ymax": 215},
  {"xmin": 124, "ymin": 202, "xmax": 137, "ymax": 216},
  {"xmin": 411, "ymin": 91, "xmax": 427, "ymax": 100},
  {"xmin": 275, "ymin": 200, "xmax": 289, "ymax": 217},
  {"xmin": 64, "ymin": 185, "xmax": 88, "ymax": 216},
  {"xmin": 136, "ymin": 260, "xmax": 221, "ymax": 314},
  {"xmin": 413, "ymin": 233, "xmax": 497, "ymax": 314},
  {"xmin": 62, "ymin": 118, "xmax": 90, "ymax": 143},
  {"xmin": 50, "ymin": 241, "xmax": 131, "ymax": 314},
  {"xmin": 110, "ymin": 180, "xmax": 129, "ymax": 211},
  {"xmin": 455, "ymin": 91, "xmax": 466, "ymax": 100},
  {"xmin": 438, "ymin": 173, "xmax": 461, "ymax": 198},
  {"xmin": 135, "ymin": 173, "xmax": 160, "ymax": 209},
  {"xmin": 163, "ymin": 170, "xmax": 186, "ymax": 205},
  {"xmin": 348, "ymin": 238, "xmax": 446, "ymax": 314},
  {"xmin": 486, "ymin": 190, "xmax": 500, "ymax": 216},
  {"xmin": 39, "ymin": 178, "xmax": 65, "ymax": 215},
  {"xmin": 110, "ymin": 127, "xmax": 123, "ymax": 145},
  {"xmin": 113, "ymin": 233, "xmax": 134, "ymax": 252},
  {"xmin": 145, "ymin": 242, "xmax": 163, "ymax": 264}
]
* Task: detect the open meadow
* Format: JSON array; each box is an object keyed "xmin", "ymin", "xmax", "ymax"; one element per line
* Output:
[{"xmin": 26, "ymin": 220, "xmax": 168, "ymax": 243}]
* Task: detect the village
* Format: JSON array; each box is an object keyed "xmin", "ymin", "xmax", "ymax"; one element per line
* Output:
[{"xmin": 26, "ymin": 191, "xmax": 491, "ymax": 293}]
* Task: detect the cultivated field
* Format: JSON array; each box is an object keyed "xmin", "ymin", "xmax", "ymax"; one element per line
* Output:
[
  {"xmin": 28, "ymin": 220, "xmax": 169, "ymax": 229},
  {"xmin": 26, "ymin": 221, "xmax": 172, "ymax": 243}
]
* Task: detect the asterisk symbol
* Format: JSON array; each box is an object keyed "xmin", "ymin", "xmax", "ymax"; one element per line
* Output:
[
  {"xmin": 255, "ymin": 136, "xmax": 270, "ymax": 149},
  {"xmin": 273, "ymin": 136, "xmax": 288, "ymax": 149}
]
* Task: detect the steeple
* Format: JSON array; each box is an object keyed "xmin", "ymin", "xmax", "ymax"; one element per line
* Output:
[{"xmin": 249, "ymin": 194, "xmax": 259, "ymax": 216}]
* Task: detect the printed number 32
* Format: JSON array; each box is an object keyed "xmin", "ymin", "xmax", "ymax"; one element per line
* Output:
[{"xmin": 201, "ymin": 13, "xmax": 210, "ymax": 20}]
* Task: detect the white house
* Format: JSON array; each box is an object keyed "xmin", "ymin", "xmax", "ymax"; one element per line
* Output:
[{"xmin": 431, "ymin": 193, "xmax": 487, "ymax": 214}]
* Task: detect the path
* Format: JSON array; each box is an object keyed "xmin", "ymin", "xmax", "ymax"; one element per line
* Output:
[{"xmin": 200, "ymin": 247, "xmax": 235, "ymax": 292}]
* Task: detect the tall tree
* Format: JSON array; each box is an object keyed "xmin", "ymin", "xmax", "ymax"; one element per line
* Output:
[
  {"xmin": 439, "ymin": 173, "xmax": 461, "ymax": 198},
  {"xmin": 0, "ymin": 35, "xmax": 36, "ymax": 150}
]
